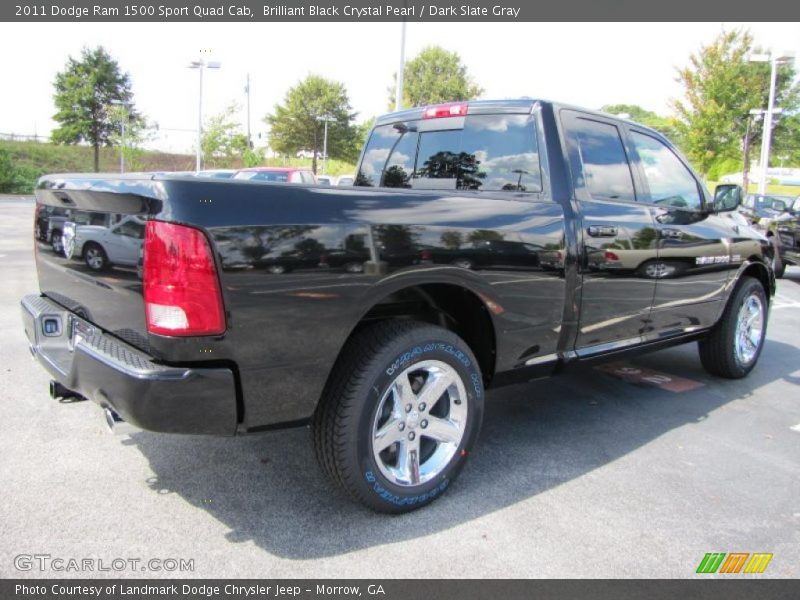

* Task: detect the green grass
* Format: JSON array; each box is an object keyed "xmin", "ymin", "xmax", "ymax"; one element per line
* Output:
[
  {"xmin": 260, "ymin": 156, "xmax": 356, "ymax": 177},
  {"xmin": 0, "ymin": 139, "xmax": 358, "ymax": 192},
  {"xmin": 0, "ymin": 139, "xmax": 196, "ymax": 175}
]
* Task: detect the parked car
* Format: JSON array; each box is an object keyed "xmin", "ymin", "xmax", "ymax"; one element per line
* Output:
[
  {"xmin": 22, "ymin": 99, "xmax": 773, "ymax": 513},
  {"xmin": 233, "ymin": 167, "xmax": 317, "ymax": 184},
  {"xmin": 738, "ymin": 193, "xmax": 796, "ymax": 277},
  {"xmin": 35, "ymin": 205, "xmax": 69, "ymax": 254},
  {"xmin": 296, "ymin": 150, "xmax": 327, "ymax": 160},
  {"xmin": 316, "ymin": 175, "xmax": 334, "ymax": 186},
  {"xmin": 767, "ymin": 195, "xmax": 800, "ymax": 278},
  {"xmin": 336, "ymin": 174, "xmax": 355, "ymax": 186},
  {"xmin": 65, "ymin": 216, "xmax": 147, "ymax": 271}
]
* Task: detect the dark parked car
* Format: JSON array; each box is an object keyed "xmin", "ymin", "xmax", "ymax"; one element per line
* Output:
[
  {"xmin": 738, "ymin": 193, "xmax": 798, "ymax": 278},
  {"xmin": 22, "ymin": 100, "xmax": 774, "ymax": 513},
  {"xmin": 768, "ymin": 195, "xmax": 800, "ymax": 278}
]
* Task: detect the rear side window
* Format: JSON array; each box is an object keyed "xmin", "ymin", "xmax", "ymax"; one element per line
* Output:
[
  {"xmin": 629, "ymin": 131, "xmax": 701, "ymax": 210},
  {"xmin": 356, "ymin": 114, "xmax": 542, "ymax": 193},
  {"xmin": 356, "ymin": 125, "xmax": 402, "ymax": 187},
  {"xmin": 563, "ymin": 114, "xmax": 635, "ymax": 202}
]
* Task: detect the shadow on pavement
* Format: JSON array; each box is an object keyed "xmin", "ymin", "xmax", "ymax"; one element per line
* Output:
[{"xmin": 124, "ymin": 338, "xmax": 800, "ymax": 559}]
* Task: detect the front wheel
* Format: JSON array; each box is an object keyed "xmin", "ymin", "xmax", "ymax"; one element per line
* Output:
[
  {"xmin": 83, "ymin": 243, "xmax": 108, "ymax": 271},
  {"xmin": 698, "ymin": 276, "xmax": 768, "ymax": 379},
  {"xmin": 311, "ymin": 320, "xmax": 484, "ymax": 513},
  {"xmin": 769, "ymin": 237, "xmax": 786, "ymax": 279}
]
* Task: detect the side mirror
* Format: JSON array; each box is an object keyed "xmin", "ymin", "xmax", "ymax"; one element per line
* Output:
[
  {"xmin": 772, "ymin": 199, "xmax": 787, "ymax": 213},
  {"xmin": 713, "ymin": 184, "xmax": 743, "ymax": 212}
]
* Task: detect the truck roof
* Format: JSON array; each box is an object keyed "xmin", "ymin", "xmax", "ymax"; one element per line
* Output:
[{"xmin": 374, "ymin": 98, "xmax": 668, "ymax": 142}]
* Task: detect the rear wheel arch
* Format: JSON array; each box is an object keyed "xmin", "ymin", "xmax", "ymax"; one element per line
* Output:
[{"xmin": 327, "ymin": 282, "xmax": 498, "ymax": 396}]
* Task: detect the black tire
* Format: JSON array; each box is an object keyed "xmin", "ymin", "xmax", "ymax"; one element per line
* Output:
[
  {"xmin": 698, "ymin": 276, "xmax": 768, "ymax": 379},
  {"xmin": 51, "ymin": 231, "xmax": 63, "ymax": 255},
  {"xmin": 311, "ymin": 320, "xmax": 484, "ymax": 513},
  {"xmin": 769, "ymin": 237, "xmax": 785, "ymax": 279},
  {"xmin": 83, "ymin": 242, "xmax": 108, "ymax": 271}
]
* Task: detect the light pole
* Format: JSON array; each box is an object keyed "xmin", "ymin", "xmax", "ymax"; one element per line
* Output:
[
  {"xmin": 316, "ymin": 115, "xmax": 335, "ymax": 175},
  {"xmin": 109, "ymin": 99, "xmax": 130, "ymax": 174},
  {"xmin": 395, "ymin": 18, "xmax": 407, "ymax": 111},
  {"xmin": 748, "ymin": 51, "xmax": 795, "ymax": 194},
  {"xmin": 245, "ymin": 73, "xmax": 252, "ymax": 149},
  {"xmin": 188, "ymin": 57, "xmax": 222, "ymax": 172}
]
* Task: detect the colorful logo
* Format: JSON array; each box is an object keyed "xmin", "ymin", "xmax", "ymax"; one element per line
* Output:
[{"xmin": 696, "ymin": 553, "xmax": 773, "ymax": 574}]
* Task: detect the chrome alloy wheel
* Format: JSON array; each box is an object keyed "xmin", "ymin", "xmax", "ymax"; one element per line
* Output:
[
  {"xmin": 734, "ymin": 292, "xmax": 765, "ymax": 365},
  {"xmin": 371, "ymin": 360, "xmax": 468, "ymax": 487},
  {"xmin": 85, "ymin": 247, "xmax": 104, "ymax": 270}
]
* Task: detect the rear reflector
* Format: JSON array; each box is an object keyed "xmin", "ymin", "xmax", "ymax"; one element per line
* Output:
[
  {"xmin": 422, "ymin": 102, "xmax": 468, "ymax": 119},
  {"xmin": 143, "ymin": 221, "xmax": 226, "ymax": 336}
]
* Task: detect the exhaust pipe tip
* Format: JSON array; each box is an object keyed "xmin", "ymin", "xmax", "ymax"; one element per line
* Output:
[
  {"xmin": 49, "ymin": 380, "xmax": 82, "ymax": 401},
  {"xmin": 103, "ymin": 408, "xmax": 136, "ymax": 436}
]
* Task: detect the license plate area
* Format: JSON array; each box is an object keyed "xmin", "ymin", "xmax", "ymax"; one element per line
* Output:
[{"xmin": 69, "ymin": 316, "xmax": 95, "ymax": 352}]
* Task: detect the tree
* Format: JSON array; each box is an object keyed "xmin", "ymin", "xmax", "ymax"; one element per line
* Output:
[
  {"xmin": 201, "ymin": 103, "xmax": 253, "ymax": 168},
  {"xmin": 51, "ymin": 46, "xmax": 138, "ymax": 172},
  {"xmin": 672, "ymin": 29, "xmax": 800, "ymax": 178},
  {"xmin": 389, "ymin": 46, "xmax": 484, "ymax": 109},
  {"xmin": 266, "ymin": 76, "xmax": 359, "ymax": 173},
  {"xmin": 600, "ymin": 104, "xmax": 681, "ymax": 141},
  {"xmin": 0, "ymin": 147, "xmax": 42, "ymax": 194},
  {"xmin": 106, "ymin": 104, "xmax": 154, "ymax": 172}
]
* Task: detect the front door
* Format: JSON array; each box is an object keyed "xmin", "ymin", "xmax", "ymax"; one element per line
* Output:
[{"xmin": 625, "ymin": 128, "xmax": 733, "ymax": 335}]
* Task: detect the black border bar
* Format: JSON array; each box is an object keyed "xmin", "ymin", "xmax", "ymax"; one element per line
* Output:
[
  {"xmin": 4, "ymin": 580, "xmax": 800, "ymax": 600},
  {"xmin": 3, "ymin": 0, "xmax": 800, "ymax": 21}
]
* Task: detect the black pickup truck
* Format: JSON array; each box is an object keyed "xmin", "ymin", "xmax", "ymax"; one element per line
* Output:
[{"xmin": 22, "ymin": 99, "xmax": 774, "ymax": 512}]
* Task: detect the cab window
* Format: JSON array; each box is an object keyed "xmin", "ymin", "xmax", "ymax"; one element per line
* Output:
[{"xmin": 629, "ymin": 130, "xmax": 701, "ymax": 211}]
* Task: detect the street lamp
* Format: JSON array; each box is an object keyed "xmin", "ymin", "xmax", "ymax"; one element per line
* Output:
[
  {"xmin": 316, "ymin": 115, "xmax": 335, "ymax": 175},
  {"xmin": 748, "ymin": 51, "xmax": 795, "ymax": 194},
  {"xmin": 395, "ymin": 18, "xmax": 407, "ymax": 111},
  {"xmin": 188, "ymin": 57, "xmax": 222, "ymax": 173}
]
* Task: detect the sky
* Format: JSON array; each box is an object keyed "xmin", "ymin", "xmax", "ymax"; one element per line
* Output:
[{"xmin": 0, "ymin": 21, "xmax": 798, "ymax": 153}]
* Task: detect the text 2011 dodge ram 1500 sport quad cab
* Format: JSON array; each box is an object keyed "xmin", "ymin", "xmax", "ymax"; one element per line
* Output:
[{"xmin": 22, "ymin": 100, "xmax": 775, "ymax": 512}]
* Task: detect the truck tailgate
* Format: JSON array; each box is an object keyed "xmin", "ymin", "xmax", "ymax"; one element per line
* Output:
[{"xmin": 34, "ymin": 177, "xmax": 161, "ymax": 354}]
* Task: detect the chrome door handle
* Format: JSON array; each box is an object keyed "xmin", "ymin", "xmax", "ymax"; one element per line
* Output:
[
  {"xmin": 587, "ymin": 226, "xmax": 618, "ymax": 237},
  {"xmin": 660, "ymin": 228, "xmax": 684, "ymax": 239}
]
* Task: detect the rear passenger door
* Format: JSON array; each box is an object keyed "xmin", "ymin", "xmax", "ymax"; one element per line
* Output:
[
  {"xmin": 625, "ymin": 127, "xmax": 733, "ymax": 334},
  {"xmin": 560, "ymin": 110, "xmax": 658, "ymax": 352}
]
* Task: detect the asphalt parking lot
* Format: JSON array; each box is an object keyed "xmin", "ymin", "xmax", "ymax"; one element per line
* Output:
[{"xmin": 1, "ymin": 195, "xmax": 798, "ymax": 578}]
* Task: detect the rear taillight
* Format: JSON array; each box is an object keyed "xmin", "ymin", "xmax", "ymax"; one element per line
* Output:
[
  {"xmin": 143, "ymin": 221, "xmax": 225, "ymax": 336},
  {"xmin": 422, "ymin": 102, "xmax": 468, "ymax": 119},
  {"xmin": 604, "ymin": 251, "xmax": 620, "ymax": 261}
]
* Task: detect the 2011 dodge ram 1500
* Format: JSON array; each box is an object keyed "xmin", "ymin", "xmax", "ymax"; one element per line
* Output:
[{"xmin": 21, "ymin": 99, "xmax": 775, "ymax": 512}]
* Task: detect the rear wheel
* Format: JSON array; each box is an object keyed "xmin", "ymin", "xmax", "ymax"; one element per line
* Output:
[
  {"xmin": 698, "ymin": 276, "xmax": 767, "ymax": 379},
  {"xmin": 311, "ymin": 320, "xmax": 484, "ymax": 513}
]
